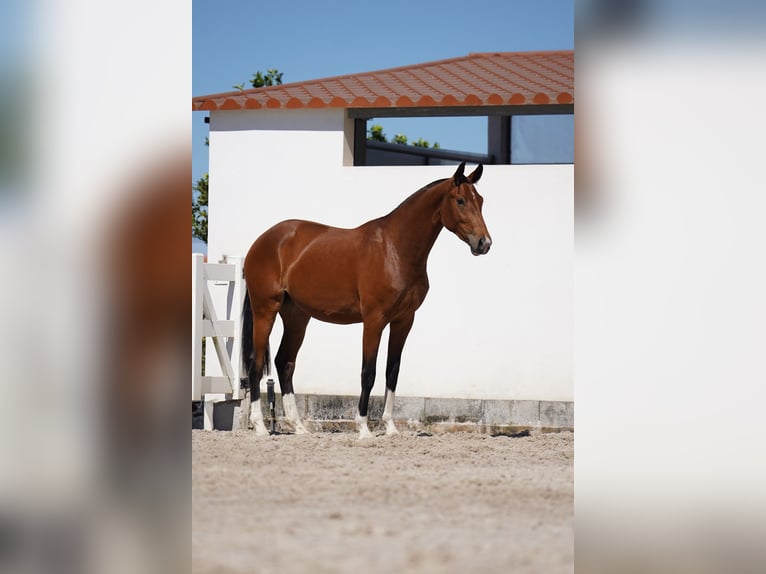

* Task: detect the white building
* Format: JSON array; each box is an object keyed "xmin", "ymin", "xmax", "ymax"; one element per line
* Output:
[{"xmin": 193, "ymin": 51, "xmax": 574, "ymax": 429}]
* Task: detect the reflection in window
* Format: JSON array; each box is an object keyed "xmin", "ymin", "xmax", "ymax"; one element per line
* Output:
[{"xmin": 511, "ymin": 115, "xmax": 574, "ymax": 164}]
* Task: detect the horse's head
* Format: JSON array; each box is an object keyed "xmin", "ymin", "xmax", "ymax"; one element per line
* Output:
[{"xmin": 440, "ymin": 162, "xmax": 492, "ymax": 256}]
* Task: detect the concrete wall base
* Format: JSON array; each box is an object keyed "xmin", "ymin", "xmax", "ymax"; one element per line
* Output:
[{"xmin": 194, "ymin": 392, "xmax": 574, "ymax": 433}]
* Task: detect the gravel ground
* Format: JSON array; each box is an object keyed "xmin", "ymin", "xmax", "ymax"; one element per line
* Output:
[{"xmin": 192, "ymin": 429, "xmax": 573, "ymax": 574}]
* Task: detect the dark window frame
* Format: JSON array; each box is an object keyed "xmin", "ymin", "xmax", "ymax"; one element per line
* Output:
[{"xmin": 349, "ymin": 104, "xmax": 574, "ymax": 167}]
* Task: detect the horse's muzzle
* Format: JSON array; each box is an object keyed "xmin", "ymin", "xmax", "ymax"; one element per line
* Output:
[{"xmin": 470, "ymin": 235, "xmax": 492, "ymax": 256}]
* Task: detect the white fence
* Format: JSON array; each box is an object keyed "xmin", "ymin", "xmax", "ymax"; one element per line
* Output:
[{"xmin": 191, "ymin": 254, "xmax": 246, "ymax": 429}]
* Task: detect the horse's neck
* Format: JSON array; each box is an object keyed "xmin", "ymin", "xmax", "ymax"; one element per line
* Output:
[{"xmin": 382, "ymin": 182, "xmax": 446, "ymax": 266}]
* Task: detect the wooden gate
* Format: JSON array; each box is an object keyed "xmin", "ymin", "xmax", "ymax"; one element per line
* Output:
[{"xmin": 192, "ymin": 253, "xmax": 246, "ymax": 430}]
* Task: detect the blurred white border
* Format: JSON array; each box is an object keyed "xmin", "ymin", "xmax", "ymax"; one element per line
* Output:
[{"xmin": 576, "ymin": 31, "xmax": 766, "ymax": 573}]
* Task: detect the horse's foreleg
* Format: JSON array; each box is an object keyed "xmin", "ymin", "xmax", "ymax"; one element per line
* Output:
[
  {"xmin": 357, "ymin": 319, "xmax": 385, "ymax": 440},
  {"xmin": 382, "ymin": 314, "xmax": 415, "ymax": 436}
]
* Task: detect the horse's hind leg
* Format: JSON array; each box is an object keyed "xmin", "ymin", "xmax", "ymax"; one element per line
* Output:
[
  {"xmin": 248, "ymin": 300, "xmax": 280, "ymax": 436},
  {"xmin": 275, "ymin": 295, "xmax": 311, "ymax": 434}
]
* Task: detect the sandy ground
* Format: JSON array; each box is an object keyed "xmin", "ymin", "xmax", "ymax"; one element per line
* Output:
[{"xmin": 192, "ymin": 429, "xmax": 573, "ymax": 574}]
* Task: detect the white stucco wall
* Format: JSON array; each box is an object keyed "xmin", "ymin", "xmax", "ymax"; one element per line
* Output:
[{"xmin": 206, "ymin": 108, "xmax": 572, "ymax": 401}]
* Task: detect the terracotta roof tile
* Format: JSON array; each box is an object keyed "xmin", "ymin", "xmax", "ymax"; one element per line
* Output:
[{"xmin": 192, "ymin": 50, "xmax": 573, "ymax": 112}]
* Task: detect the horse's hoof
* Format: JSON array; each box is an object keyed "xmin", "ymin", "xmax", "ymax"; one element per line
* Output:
[
  {"xmin": 253, "ymin": 425, "xmax": 270, "ymax": 437},
  {"xmin": 355, "ymin": 413, "xmax": 374, "ymax": 440},
  {"xmin": 357, "ymin": 428, "xmax": 374, "ymax": 440},
  {"xmin": 383, "ymin": 419, "xmax": 399, "ymax": 436},
  {"xmin": 294, "ymin": 425, "xmax": 310, "ymax": 435}
]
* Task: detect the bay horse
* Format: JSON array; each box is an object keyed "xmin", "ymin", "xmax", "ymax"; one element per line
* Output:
[{"xmin": 241, "ymin": 162, "xmax": 491, "ymax": 439}]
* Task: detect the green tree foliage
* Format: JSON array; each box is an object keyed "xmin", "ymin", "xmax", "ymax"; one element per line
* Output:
[
  {"xmin": 250, "ymin": 69, "xmax": 283, "ymax": 88},
  {"xmin": 367, "ymin": 124, "xmax": 439, "ymax": 148},
  {"xmin": 192, "ymin": 173, "xmax": 208, "ymax": 243},
  {"xmin": 367, "ymin": 124, "xmax": 387, "ymax": 142},
  {"xmin": 412, "ymin": 138, "xmax": 440, "ymax": 149},
  {"xmin": 233, "ymin": 68, "xmax": 284, "ymax": 90}
]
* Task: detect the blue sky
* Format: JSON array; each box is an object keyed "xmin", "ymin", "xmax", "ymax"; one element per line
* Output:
[{"xmin": 193, "ymin": 0, "xmax": 574, "ymax": 209}]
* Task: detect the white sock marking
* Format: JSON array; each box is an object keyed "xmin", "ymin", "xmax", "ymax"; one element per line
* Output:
[
  {"xmin": 382, "ymin": 389, "xmax": 399, "ymax": 435},
  {"xmin": 249, "ymin": 400, "xmax": 269, "ymax": 436},
  {"xmin": 283, "ymin": 393, "xmax": 309, "ymax": 434}
]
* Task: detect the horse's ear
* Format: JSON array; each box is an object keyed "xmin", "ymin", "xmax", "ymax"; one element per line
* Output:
[
  {"xmin": 468, "ymin": 163, "xmax": 483, "ymax": 184},
  {"xmin": 453, "ymin": 161, "xmax": 466, "ymax": 185}
]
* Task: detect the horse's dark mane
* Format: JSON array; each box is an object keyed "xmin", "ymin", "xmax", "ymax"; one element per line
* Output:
[
  {"xmin": 419, "ymin": 177, "xmax": 449, "ymax": 192},
  {"xmin": 386, "ymin": 177, "xmax": 449, "ymax": 216}
]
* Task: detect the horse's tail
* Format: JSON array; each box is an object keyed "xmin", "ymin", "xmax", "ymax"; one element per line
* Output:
[{"xmin": 241, "ymin": 288, "xmax": 271, "ymax": 383}]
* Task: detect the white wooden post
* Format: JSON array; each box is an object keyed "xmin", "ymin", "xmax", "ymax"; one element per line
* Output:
[
  {"xmin": 223, "ymin": 255, "xmax": 248, "ymax": 430},
  {"xmin": 224, "ymin": 255, "xmax": 245, "ymax": 401},
  {"xmin": 192, "ymin": 254, "xmax": 204, "ymax": 401}
]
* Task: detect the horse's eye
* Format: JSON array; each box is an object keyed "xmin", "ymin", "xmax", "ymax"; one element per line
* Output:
[{"xmin": 456, "ymin": 197, "xmax": 466, "ymax": 206}]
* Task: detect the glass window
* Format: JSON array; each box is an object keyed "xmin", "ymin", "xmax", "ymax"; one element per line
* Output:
[{"xmin": 511, "ymin": 114, "xmax": 574, "ymax": 164}]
